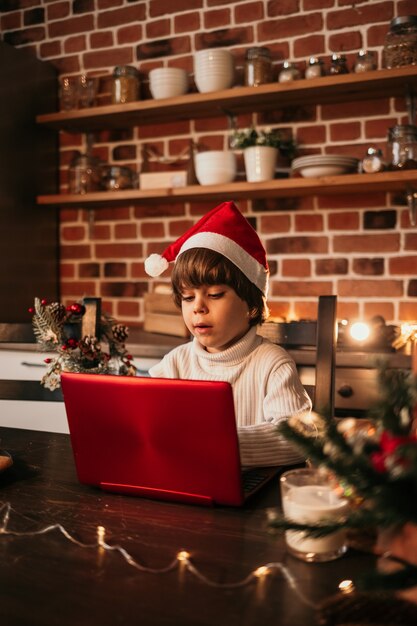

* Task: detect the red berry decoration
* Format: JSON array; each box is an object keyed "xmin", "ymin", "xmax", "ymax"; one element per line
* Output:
[
  {"xmin": 41, "ymin": 298, "xmax": 48, "ymax": 306},
  {"xmin": 28, "ymin": 307, "xmax": 35, "ymax": 315},
  {"xmin": 66, "ymin": 338, "xmax": 79, "ymax": 349}
]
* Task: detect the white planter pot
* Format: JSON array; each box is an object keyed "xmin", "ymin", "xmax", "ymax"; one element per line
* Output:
[{"xmin": 244, "ymin": 145, "xmax": 278, "ymax": 182}]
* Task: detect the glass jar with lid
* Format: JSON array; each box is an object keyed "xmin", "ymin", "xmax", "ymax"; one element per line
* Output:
[
  {"xmin": 354, "ymin": 50, "xmax": 377, "ymax": 73},
  {"xmin": 278, "ymin": 61, "xmax": 301, "ymax": 83},
  {"xmin": 69, "ymin": 153, "xmax": 102, "ymax": 194},
  {"xmin": 244, "ymin": 47, "xmax": 272, "ymax": 86},
  {"xmin": 388, "ymin": 125, "xmax": 417, "ymax": 170},
  {"xmin": 383, "ymin": 15, "xmax": 417, "ymax": 68},
  {"xmin": 305, "ymin": 57, "xmax": 324, "ymax": 79},
  {"xmin": 111, "ymin": 65, "xmax": 140, "ymax": 104},
  {"xmin": 329, "ymin": 53, "xmax": 349, "ymax": 75}
]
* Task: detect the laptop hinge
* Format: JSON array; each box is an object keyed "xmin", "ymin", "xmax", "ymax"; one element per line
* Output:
[{"xmin": 100, "ymin": 482, "xmax": 214, "ymax": 506}]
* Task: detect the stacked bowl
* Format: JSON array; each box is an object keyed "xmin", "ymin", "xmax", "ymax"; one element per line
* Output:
[
  {"xmin": 149, "ymin": 67, "xmax": 189, "ymax": 99},
  {"xmin": 194, "ymin": 49, "xmax": 234, "ymax": 93},
  {"xmin": 291, "ymin": 154, "xmax": 360, "ymax": 178}
]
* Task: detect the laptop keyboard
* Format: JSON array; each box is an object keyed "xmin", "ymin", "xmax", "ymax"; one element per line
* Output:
[{"xmin": 242, "ymin": 468, "xmax": 272, "ymax": 495}]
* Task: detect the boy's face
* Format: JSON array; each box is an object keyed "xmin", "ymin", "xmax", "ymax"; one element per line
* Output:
[{"xmin": 180, "ymin": 284, "xmax": 251, "ymax": 353}]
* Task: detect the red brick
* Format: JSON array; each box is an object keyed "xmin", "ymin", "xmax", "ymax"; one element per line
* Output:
[
  {"xmin": 64, "ymin": 35, "xmax": 86, "ymax": 54},
  {"xmin": 327, "ymin": 2, "xmax": 393, "ymax": 30},
  {"xmin": 328, "ymin": 212, "xmax": 359, "ymax": 230},
  {"xmin": 98, "ymin": 5, "xmax": 146, "ymax": 29},
  {"xmin": 322, "ymin": 98, "xmax": 390, "ymax": 120},
  {"xmin": 405, "ymin": 233, "xmax": 417, "ymax": 250},
  {"xmin": 141, "ymin": 222, "xmax": 165, "ymax": 238},
  {"xmin": 115, "ymin": 223, "xmax": 138, "ymax": 239},
  {"xmin": 139, "ymin": 120, "xmax": 191, "ymax": 140},
  {"xmin": 366, "ymin": 24, "xmax": 388, "ymax": 48},
  {"xmin": 169, "ymin": 220, "xmax": 194, "ymax": 237},
  {"xmin": 61, "ymin": 225, "xmax": 86, "ymax": 241},
  {"xmin": 84, "ymin": 47, "xmax": 134, "ymax": 70},
  {"xmin": 117, "ymin": 300, "xmax": 140, "ymax": 318},
  {"xmin": 266, "ymin": 301, "xmax": 290, "ymax": 320},
  {"xmin": 399, "ymin": 302, "xmax": 417, "ymax": 321},
  {"xmin": 1, "ymin": 11, "xmax": 21, "ymax": 30},
  {"xmin": 267, "ymin": 0, "xmax": 300, "ymax": 16},
  {"xmin": 258, "ymin": 12, "xmax": 323, "ymax": 40},
  {"xmin": 90, "ymin": 31, "xmax": 113, "ymax": 49},
  {"xmin": 174, "ymin": 12, "xmax": 200, "ymax": 33},
  {"xmin": 334, "ymin": 234, "xmax": 400, "ymax": 253},
  {"xmin": 259, "ymin": 214, "xmax": 291, "ymax": 233},
  {"xmin": 146, "ymin": 18, "xmax": 171, "ymax": 39},
  {"xmin": 49, "ymin": 15, "xmax": 94, "ymax": 38},
  {"xmin": 294, "ymin": 34, "xmax": 326, "ymax": 59},
  {"xmin": 150, "ymin": 0, "xmax": 203, "ymax": 18},
  {"xmin": 296, "ymin": 124, "xmax": 326, "ymax": 145},
  {"xmin": 267, "ymin": 236, "xmax": 328, "ymax": 255},
  {"xmin": 352, "ymin": 258, "xmax": 384, "ymax": 276},
  {"xmin": 60, "ymin": 263, "xmax": 76, "ymax": 279},
  {"xmin": 389, "ymin": 256, "xmax": 417, "ymax": 274},
  {"xmin": 295, "ymin": 214, "xmax": 323, "ymax": 232},
  {"xmin": 316, "ymin": 258, "xmax": 348, "ymax": 275},
  {"xmin": 95, "ymin": 243, "xmax": 143, "ymax": 259},
  {"xmin": 91, "ymin": 224, "xmax": 111, "ymax": 240},
  {"xmin": 131, "ymin": 263, "xmax": 148, "ymax": 279},
  {"xmin": 271, "ymin": 281, "xmax": 333, "ymax": 297},
  {"xmin": 115, "ymin": 24, "xmax": 142, "ymax": 45},
  {"xmin": 235, "ymin": 1, "xmax": 264, "ymax": 24},
  {"xmin": 94, "ymin": 207, "xmax": 131, "ymax": 221},
  {"xmin": 328, "ymin": 31, "xmax": 362, "ymax": 52},
  {"xmin": 330, "ymin": 121, "xmax": 361, "ymax": 142},
  {"xmin": 60, "ymin": 281, "xmax": 97, "ymax": 295},
  {"xmin": 293, "ymin": 301, "xmax": 320, "ymax": 321},
  {"xmin": 47, "ymin": 2, "xmax": 70, "ymax": 21},
  {"xmin": 79, "ymin": 262, "xmax": 100, "ymax": 278},
  {"xmin": 365, "ymin": 118, "xmax": 397, "ymax": 139},
  {"xmin": 336, "ymin": 301, "xmax": 359, "ymax": 321},
  {"xmin": 303, "ymin": 0, "xmax": 334, "ymax": 9},
  {"xmin": 61, "ymin": 244, "xmax": 92, "ymax": 259},
  {"xmin": 338, "ymin": 279, "xmax": 403, "ymax": 298},
  {"xmin": 318, "ymin": 193, "xmax": 388, "ymax": 209},
  {"xmin": 40, "ymin": 40, "xmax": 61, "ymax": 58},
  {"xmin": 204, "ymin": 8, "xmax": 231, "ymax": 29},
  {"xmin": 364, "ymin": 302, "xmax": 395, "ymax": 323},
  {"xmin": 282, "ymin": 259, "xmax": 311, "ymax": 277},
  {"xmin": 133, "ymin": 204, "xmax": 185, "ymax": 219}
]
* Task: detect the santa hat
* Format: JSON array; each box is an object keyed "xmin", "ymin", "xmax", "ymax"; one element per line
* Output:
[{"xmin": 145, "ymin": 201, "xmax": 269, "ymax": 296}]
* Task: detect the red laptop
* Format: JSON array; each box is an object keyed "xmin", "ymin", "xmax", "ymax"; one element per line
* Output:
[{"xmin": 60, "ymin": 372, "xmax": 277, "ymax": 506}]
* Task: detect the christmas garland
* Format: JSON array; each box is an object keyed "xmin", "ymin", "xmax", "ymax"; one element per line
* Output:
[
  {"xmin": 30, "ymin": 297, "xmax": 136, "ymax": 390},
  {"xmin": 270, "ymin": 362, "xmax": 417, "ymax": 591}
]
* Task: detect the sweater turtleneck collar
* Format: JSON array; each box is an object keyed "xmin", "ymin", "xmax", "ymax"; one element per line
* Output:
[{"xmin": 192, "ymin": 326, "xmax": 262, "ymax": 366}]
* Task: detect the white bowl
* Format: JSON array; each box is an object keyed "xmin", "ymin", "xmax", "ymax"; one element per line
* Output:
[
  {"xmin": 149, "ymin": 67, "xmax": 189, "ymax": 99},
  {"xmin": 195, "ymin": 150, "xmax": 237, "ymax": 185}
]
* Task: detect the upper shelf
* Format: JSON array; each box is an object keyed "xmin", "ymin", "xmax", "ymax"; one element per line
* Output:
[
  {"xmin": 36, "ymin": 66, "xmax": 417, "ymax": 133},
  {"xmin": 37, "ymin": 170, "xmax": 417, "ymax": 208}
]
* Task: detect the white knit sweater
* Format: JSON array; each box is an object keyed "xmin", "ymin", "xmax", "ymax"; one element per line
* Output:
[{"xmin": 149, "ymin": 326, "xmax": 311, "ymax": 467}]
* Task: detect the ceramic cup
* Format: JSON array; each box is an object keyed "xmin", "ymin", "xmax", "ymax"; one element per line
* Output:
[
  {"xmin": 193, "ymin": 49, "xmax": 234, "ymax": 93},
  {"xmin": 194, "ymin": 150, "xmax": 237, "ymax": 185},
  {"xmin": 149, "ymin": 67, "xmax": 189, "ymax": 99}
]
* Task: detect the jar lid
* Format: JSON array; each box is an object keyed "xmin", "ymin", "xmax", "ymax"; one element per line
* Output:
[
  {"xmin": 331, "ymin": 53, "xmax": 347, "ymax": 62},
  {"xmin": 390, "ymin": 15, "xmax": 417, "ymax": 30},
  {"xmin": 282, "ymin": 60, "xmax": 295, "ymax": 69},
  {"xmin": 245, "ymin": 47, "xmax": 271, "ymax": 60},
  {"xmin": 308, "ymin": 56, "xmax": 322, "ymax": 65},
  {"xmin": 113, "ymin": 65, "xmax": 139, "ymax": 77},
  {"xmin": 366, "ymin": 147, "xmax": 383, "ymax": 156}
]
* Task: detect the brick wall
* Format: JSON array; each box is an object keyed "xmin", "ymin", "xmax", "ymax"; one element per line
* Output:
[{"xmin": 2, "ymin": 0, "xmax": 416, "ymax": 326}]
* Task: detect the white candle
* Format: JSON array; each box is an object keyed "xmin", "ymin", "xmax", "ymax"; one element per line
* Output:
[{"xmin": 282, "ymin": 484, "xmax": 348, "ymax": 557}]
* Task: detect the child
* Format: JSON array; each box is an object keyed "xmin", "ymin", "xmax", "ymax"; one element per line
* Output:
[{"xmin": 145, "ymin": 201, "xmax": 311, "ymax": 467}]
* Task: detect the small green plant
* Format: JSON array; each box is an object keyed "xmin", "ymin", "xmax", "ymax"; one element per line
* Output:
[{"xmin": 230, "ymin": 127, "xmax": 297, "ymax": 159}]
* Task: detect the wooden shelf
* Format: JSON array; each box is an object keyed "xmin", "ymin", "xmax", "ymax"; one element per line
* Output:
[
  {"xmin": 37, "ymin": 170, "xmax": 417, "ymax": 208},
  {"xmin": 36, "ymin": 67, "xmax": 417, "ymax": 133}
]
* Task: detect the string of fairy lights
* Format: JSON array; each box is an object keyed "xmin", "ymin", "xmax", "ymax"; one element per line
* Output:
[{"xmin": 0, "ymin": 501, "xmax": 354, "ymax": 606}]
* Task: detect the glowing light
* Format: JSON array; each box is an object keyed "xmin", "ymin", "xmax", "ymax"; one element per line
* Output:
[
  {"xmin": 177, "ymin": 550, "xmax": 191, "ymax": 562},
  {"xmin": 338, "ymin": 579, "xmax": 354, "ymax": 593},
  {"xmin": 254, "ymin": 566, "xmax": 269, "ymax": 578},
  {"xmin": 349, "ymin": 322, "xmax": 370, "ymax": 342},
  {"xmin": 97, "ymin": 525, "xmax": 106, "ymax": 546}
]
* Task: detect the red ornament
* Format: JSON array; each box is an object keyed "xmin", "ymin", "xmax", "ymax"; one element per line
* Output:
[
  {"xmin": 66, "ymin": 338, "xmax": 78, "ymax": 349},
  {"xmin": 28, "ymin": 307, "xmax": 35, "ymax": 315},
  {"xmin": 41, "ymin": 298, "xmax": 48, "ymax": 306},
  {"xmin": 44, "ymin": 358, "xmax": 52, "ymax": 364}
]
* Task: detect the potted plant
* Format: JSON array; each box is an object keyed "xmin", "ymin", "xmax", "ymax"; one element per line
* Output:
[{"xmin": 230, "ymin": 127, "xmax": 296, "ymax": 182}]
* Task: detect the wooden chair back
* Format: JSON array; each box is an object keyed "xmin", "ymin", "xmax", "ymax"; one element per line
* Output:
[{"xmin": 270, "ymin": 295, "xmax": 337, "ymax": 416}]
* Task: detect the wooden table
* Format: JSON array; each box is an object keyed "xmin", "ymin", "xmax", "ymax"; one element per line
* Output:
[{"xmin": 0, "ymin": 426, "xmax": 376, "ymax": 626}]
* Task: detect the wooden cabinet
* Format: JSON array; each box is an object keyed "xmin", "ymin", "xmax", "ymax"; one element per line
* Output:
[
  {"xmin": 35, "ymin": 66, "xmax": 417, "ymax": 208},
  {"xmin": 0, "ymin": 42, "xmax": 59, "ymax": 321}
]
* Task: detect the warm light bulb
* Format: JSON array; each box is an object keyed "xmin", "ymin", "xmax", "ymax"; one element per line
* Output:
[
  {"xmin": 338, "ymin": 579, "xmax": 354, "ymax": 593},
  {"xmin": 254, "ymin": 566, "xmax": 269, "ymax": 578},
  {"xmin": 177, "ymin": 550, "xmax": 190, "ymax": 562},
  {"xmin": 349, "ymin": 321, "xmax": 370, "ymax": 342}
]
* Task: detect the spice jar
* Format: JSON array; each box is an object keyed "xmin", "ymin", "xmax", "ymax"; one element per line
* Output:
[
  {"xmin": 383, "ymin": 15, "xmax": 417, "ymax": 68},
  {"xmin": 329, "ymin": 53, "xmax": 349, "ymax": 75},
  {"xmin": 244, "ymin": 47, "xmax": 272, "ymax": 86},
  {"xmin": 100, "ymin": 165, "xmax": 138, "ymax": 190},
  {"xmin": 278, "ymin": 61, "xmax": 301, "ymax": 83},
  {"xmin": 305, "ymin": 57, "xmax": 324, "ymax": 79},
  {"xmin": 388, "ymin": 125, "xmax": 417, "ymax": 170},
  {"xmin": 354, "ymin": 50, "xmax": 377, "ymax": 73},
  {"xmin": 360, "ymin": 147, "xmax": 386, "ymax": 174},
  {"xmin": 111, "ymin": 65, "xmax": 139, "ymax": 104},
  {"xmin": 69, "ymin": 153, "xmax": 102, "ymax": 194}
]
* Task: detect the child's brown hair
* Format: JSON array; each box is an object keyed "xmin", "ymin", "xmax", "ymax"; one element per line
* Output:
[{"xmin": 171, "ymin": 248, "xmax": 269, "ymax": 327}]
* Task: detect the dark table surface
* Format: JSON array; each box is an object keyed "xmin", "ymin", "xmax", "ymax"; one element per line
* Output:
[{"xmin": 0, "ymin": 426, "xmax": 376, "ymax": 626}]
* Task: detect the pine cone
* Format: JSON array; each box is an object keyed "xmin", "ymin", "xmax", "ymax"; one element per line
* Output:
[{"xmin": 112, "ymin": 324, "xmax": 129, "ymax": 343}]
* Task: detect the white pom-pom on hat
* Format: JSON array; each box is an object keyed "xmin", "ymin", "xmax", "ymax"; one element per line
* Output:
[{"xmin": 144, "ymin": 253, "xmax": 169, "ymax": 277}]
